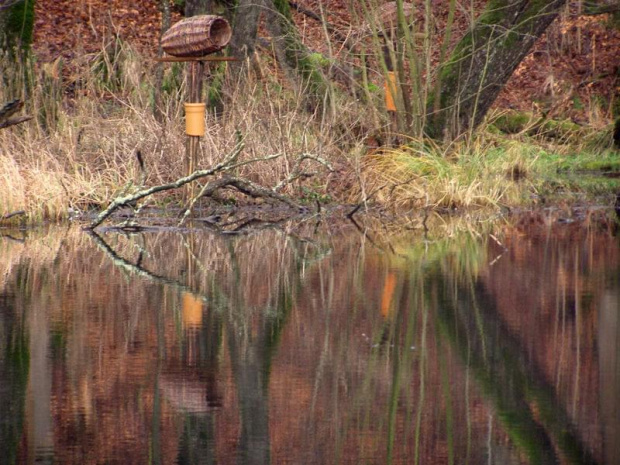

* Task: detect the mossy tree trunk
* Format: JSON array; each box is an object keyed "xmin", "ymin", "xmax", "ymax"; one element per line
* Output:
[
  {"xmin": 1, "ymin": 0, "xmax": 35, "ymax": 100},
  {"xmin": 425, "ymin": 0, "xmax": 568, "ymax": 141},
  {"xmin": 264, "ymin": 0, "xmax": 330, "ymax": 105}
]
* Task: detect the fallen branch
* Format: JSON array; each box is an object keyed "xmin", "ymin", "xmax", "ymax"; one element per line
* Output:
[
  {"xmin": 0, "ymin": 115, "xmax": 33, "ymax": 129},
  {"xmin": 178, "ymin": 151, "xmax": 304, "ymax": 222},
  {"xmin": 87, "ymin": 138, "xmax": 246, "ymax": 230},
  {"xmin": 179, "ymin": 174, "xmax": 304, "ymax": 226},
  {"xmin": 1, "ymin": 210, "xmax": 26, "ymax": 222}
]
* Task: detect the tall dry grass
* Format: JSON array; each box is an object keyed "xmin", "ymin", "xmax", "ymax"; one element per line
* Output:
[{"xmin": 0, "ymin": 38, "xmax": 365, "ymax": 224}]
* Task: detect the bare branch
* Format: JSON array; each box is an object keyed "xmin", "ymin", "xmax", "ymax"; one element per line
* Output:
[
  {"xmin": 86, "ymin": 139, "xmax": 246, "ymax": 230},
  {"xmin": 0, "ymin": 115, "xmax": 32, "ymax": 129}
]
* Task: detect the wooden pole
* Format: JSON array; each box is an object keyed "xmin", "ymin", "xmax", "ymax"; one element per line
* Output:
[
  {"xmin": 185, "ymin": 60, "xmax": 204, "ymax": 200},
  {"xmin": 154, "ymin": 55, "xmax": 235, "ymax": 203}
]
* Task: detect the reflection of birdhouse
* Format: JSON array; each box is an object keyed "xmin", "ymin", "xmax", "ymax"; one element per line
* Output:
[
  {"xmin": 182, "ymin": 292, "xmax": 203, "ymax": 329},
  {"xmin": 162, "ymin": 15, "xmax": 232, "ymax": 57}
]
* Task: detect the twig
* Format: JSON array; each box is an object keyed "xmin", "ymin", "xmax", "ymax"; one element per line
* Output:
[{"xmin": 274, "ymin": 153, "xmax": 333, "ymax": 192}]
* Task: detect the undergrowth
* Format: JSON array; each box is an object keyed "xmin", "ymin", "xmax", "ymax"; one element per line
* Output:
[
  {"xmin": 360, "ymin": 115, "xmax": 619, "ymax": 211},
  {"xmin": 0, "ymin": 35, "xmax": 618, "ymax": 225},
  {"xmin": 0, "ymin": 40, "xmax": 361, "ymax": 224}
]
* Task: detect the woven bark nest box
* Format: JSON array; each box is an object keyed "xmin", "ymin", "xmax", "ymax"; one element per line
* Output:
[{"xmin": 162, "ymin": 15, "xmax": 232, "ymax": 57}]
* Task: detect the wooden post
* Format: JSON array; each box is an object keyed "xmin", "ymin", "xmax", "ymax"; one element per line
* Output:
[
  {"xmin": 155, "ymin": 56, "xmax": 237, "ymax": 205},
  {"xmin": 186, "ymin": 60, "xmax": 204, "ymax": 200}
]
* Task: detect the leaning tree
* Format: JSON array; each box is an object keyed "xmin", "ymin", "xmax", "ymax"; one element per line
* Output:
[{"xmin": 425, "ymin": 0, "xmax": 568, "ymax": 140}]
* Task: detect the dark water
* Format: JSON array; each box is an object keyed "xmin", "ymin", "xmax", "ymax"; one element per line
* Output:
[{"xmin": 1, "ymin": 212, "xmax": 619, "ymax": 464}]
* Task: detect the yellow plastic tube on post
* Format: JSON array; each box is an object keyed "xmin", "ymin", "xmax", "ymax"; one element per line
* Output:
[{"xmin": 185, "ymin": 103, "xmax": 206, "ymax": 136}]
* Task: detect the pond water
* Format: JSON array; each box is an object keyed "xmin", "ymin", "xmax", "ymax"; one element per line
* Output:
[{"xmin": 1, "ymin": 211, "xmax": 619, "ymax": 464}]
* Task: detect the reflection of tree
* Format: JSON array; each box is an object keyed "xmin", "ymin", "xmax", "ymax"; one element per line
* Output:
[
  {"xmin": 215, "ymin": 240, "xmax": 301, "ymax": 465},
  {"xmin": 435, "ymin": 275, "xmax": 599, "ymax": 465},
  {"xmin": 0, "ymin": 288, "xmax": 28, "ymax": 465}
]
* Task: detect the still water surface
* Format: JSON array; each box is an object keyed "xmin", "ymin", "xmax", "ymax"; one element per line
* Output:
[{"xmin": 1, "ymin": 213, "xmax": 619, "ymax": 464}]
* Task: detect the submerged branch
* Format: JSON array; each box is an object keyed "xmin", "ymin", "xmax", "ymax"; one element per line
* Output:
[{"xmin": 87, "ymin": 230, "xmax": 201, "ymax": 294}]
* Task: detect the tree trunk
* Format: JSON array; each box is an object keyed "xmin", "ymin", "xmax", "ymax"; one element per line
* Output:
[
  {"xmin": 228, "ymin": 0, "xmax": 264, "ymax": 72},
  {"xmin": 425, "ymin": 0, "xmax": 568, "ymax": 140},
  {"xmin": 154, "ymin": 0, "xmax": 171, "ymax": 122},
  {"xmin": 0, "ymin": 0, "xmax": 35, "ymax": 50},
  {"xmin": 263, "ymin": 0, "xmax": 330, "ymax": 105},
  {"xmin": 185, "ymin": 0, "xmax": 211, "ymax": 16}
]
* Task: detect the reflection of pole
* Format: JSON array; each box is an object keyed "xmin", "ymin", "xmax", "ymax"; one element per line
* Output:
[{"xmin": 381, "ymin": 271, "xmax": 397, "ymax": 318}]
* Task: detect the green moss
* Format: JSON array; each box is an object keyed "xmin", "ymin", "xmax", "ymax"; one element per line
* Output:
[{"xmin": 492, "ymin": 112, "xmax": 531, "ymax": 134}]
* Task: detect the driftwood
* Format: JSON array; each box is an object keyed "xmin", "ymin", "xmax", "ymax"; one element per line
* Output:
[{"xmin": 0, "ymin": 100, "xmax": 32, "ymax": 129}]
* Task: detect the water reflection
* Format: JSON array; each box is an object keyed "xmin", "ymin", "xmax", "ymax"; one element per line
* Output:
[{"xmin": 0, "ymin": 212, "xmax": 618, "ymax": 464}]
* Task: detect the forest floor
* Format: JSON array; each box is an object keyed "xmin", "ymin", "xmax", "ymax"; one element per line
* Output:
[{"xmin": 31, "ymin": 0, "xmax": 619, "ymax": 126}]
